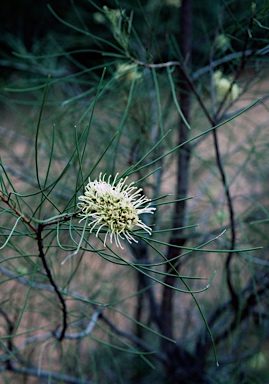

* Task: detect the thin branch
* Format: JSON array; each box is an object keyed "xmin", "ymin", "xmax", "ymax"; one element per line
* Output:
[
  {"xmin": 222, "ymin": 12, "xmax": 257, "ymax": 311},
  {"xmin": 3, "ymin": 365, "xmax": 92, "ymax": 384},
  {"xmin": 196, "ymin": 272, "xmax": 269, "ymax": 355},
  {"xmin": 192, "ymin": 44, "xmax": 269, "ymax": 80},
  {"xmin": 0, "ymin": 266, "xmax": 108, "ymax": 343},
  {"xmin": 213, "ymin": 277, "xmax": 269, "ymax": 345},
  {"xmin": 100, "ymin": 312, "xmax": 167, "ymax": 363},
  {"xmin": 0, "ymin": 265, "xmax": 92, "ymax": 303},
  {"xmin": 0, "ymin": 192, "xmax": 75, "ymax": 341},
  {"xmin": 0, "ymin": 309, "xmax": 15, "ymax": 371},
  {"xmin": 216, "ymin": 13, "xmax": 256, "ymax": 119},
  {"xmin": 40, "ymin": 212, "xmax": 80, "ymax": 227},
  {"xmin": 0, "ymin": 192, "xmax": 37, "ymax": 233},
  {"xmin": 37, "ymin": 223, "xmax": 68, "ymax": 341},
  {"xmin": 128, "ymin": 42, "xmax": 269, "ymax": 75},
  {"xmin": 129, "ymin": 54, "xmax": 214, "ymax": 126},
  {"xmin": 211, "ymin": 128, "xmax": 237, "ymax": 306},
  {"xmin": 56, "ymin": 310, "xmax": 101, "ymax": 340}
]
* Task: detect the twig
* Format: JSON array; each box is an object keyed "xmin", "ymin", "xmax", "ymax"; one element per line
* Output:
[
  {"xmin": 0, "ymin": 265, "xmax": 91, "ymax": 303},
  {"xmin": 128, "ymin": 45, "xmax": 269, "ymax": 81},
  {"xmin": 0, "ymin": 309, "xmax": 15, "ymax": 370},
  {"xmin": 36, "ymin": 223, "xmax": 68, "ymax": 341},
  {"xmin": 100, "ymin": 312, "xmax": 167, "ymax": 363},
  {"xmin": 3, "ymin": 365, "xmax": 92, "ymax": 384},
  {"xmin": 222, "ymin": 12, "xmax": 257, "ymax": 311},
  {"xmin": 129, "ymin": 54, "xmax": 214, "ymax": 126},
  {"xmin": 0, "ymin": 192, "xmax": 78, "ymax": 341},
  {"xmin": 192, "ymin": 44, "xmax": 269, "ymax": 80},
  {"xmin": 0, "ymin": 192, "xmax": 37, "ymax": 233},
  {"xmin": 56, "ymin": 310, "xmax": 101, "ymax": 340},
  {"xmin": 211, "ymin": 128, "xmax": 237, "ymax": 306},
  {"xmin": 196, "ymin": 272, "xmax": 269, "ymax": 356}
]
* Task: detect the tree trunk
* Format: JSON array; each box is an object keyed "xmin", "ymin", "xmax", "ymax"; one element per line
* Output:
[{"xmin": 159, "ymin": 1, "xmax": 204, "ymax": 381}]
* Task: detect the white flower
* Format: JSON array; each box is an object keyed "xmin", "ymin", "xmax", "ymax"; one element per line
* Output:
[{"xmin": 77, "ymin": 173, "xmax": 155, "ymax": 248}]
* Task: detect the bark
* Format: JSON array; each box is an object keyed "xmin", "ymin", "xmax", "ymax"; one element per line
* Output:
[
  {"xmin": 160, "ymin": 0, "xmax": 192, "ymax": 344},
  {"xmin": 159, "ymin": 1, "xmax": 206, "ymax": 381}
]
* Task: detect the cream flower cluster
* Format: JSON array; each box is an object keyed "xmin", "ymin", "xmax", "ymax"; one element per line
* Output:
[
  {"xmin": 77, "ymin": 173, "xmax": 155, "ymax": 248},
  {"xmin": 115, "ymin": 63, "xmax": 142, "ymax": 83},
  {"xmin": 215, "ymin": 34, "xmax": 230, "ymax": 52},
  {"xmin": 213, "ymin": 70, "xmax": 240, "ymax": 102}
]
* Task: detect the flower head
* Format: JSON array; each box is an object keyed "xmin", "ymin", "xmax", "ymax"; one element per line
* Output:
[
  {"xmin": 215, "ymin": 34, "xmax": 230, "ymax": 52},
  {"xmin": 213, "ymin": 70, "xmax": 240, "ymax": 101},
  {"xmin": 93, "ymin": 12, "xmax": 106, "ymax": 24},
  {"xmin": 103, "ymin": 5, "xmax": 122, "ymax": 27},
  {"xmin": 77, "ymin": 173, "xmax": 155, "ymax": 248},
  {"xmin": 115, "ymin": 63, "xmax": 142, "ymax": 83}
]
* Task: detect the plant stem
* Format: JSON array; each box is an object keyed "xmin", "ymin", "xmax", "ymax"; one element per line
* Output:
[{"xmin": 37, "ymin": 223, "xmax": 68, "ymax": 341}]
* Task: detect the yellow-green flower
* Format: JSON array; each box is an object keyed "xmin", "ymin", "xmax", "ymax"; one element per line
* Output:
[
  {"xmin": 103, "ymin": 6, "xmax": 122, "ymax": 27},
  {"xmin": 114, "ymin": 63, "xmax": 142, "ymax": 83},
  {"xmin": 93, "ymin": 12, "xmax": 106, "ymax": 24},
  {"xmin": 77, "ymin": 173, "xmax": 155, "ymax": 248},
  {"xmin": 213, "ymin": 70, "xmax": 240, "ymax": 101},
  {"xmin": 215, "ymin": 34, "xmax": 230, "ymax": 52}
]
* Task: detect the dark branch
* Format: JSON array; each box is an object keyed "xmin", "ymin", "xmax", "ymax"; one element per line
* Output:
[{"xmin": 37, "ymin": 223, "xmax": 68, "ymax": 341}]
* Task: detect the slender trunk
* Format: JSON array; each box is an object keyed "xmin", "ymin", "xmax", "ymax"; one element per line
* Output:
[{"xmin": 159, "ymin": 0, "xmax": 194, "ymax": 375}]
